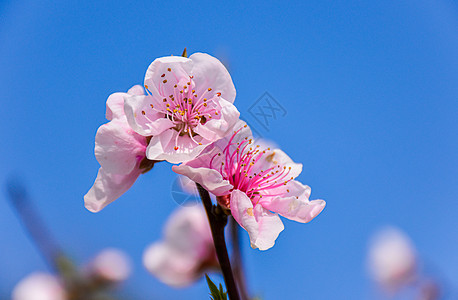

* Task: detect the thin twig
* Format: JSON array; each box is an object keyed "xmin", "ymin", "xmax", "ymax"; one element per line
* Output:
[{"xmin": 196, "ymin": 183, "xmax": 240, "ymax": 300}]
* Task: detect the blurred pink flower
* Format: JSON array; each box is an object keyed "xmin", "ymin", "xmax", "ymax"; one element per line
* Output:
[
  {"xmin": 124, "ymin": 53, "xmax": 239, "ymax": 164},
  {"xmin": 173, "ymin": 121, "xmax": 325, "ymax": 250},
  {"xmin": 368, "ymin": 227, "xmax": 417, "ymax": 290},
  {"xmin": 86, "ymin": 248, "xmax": 132, "ymax": 283},
  {"xmin": 12, "ymin": 272, "xmax": 66, "ymax": 300},
  {"xmin": 177, "ymin": 174, "xmax": 199, "ymax": 196},
  {"xmin": 143, "ymin": 206, "xmax": 217, "ymax": 287},
  {"xmin": 84, "ymin": 85, "xmax": 155, "ymax": 212}
]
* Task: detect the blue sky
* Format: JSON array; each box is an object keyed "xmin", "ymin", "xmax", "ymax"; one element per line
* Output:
[{"xmin": 1, "ymin": 0, "xmax": 457, "ymax": 299}]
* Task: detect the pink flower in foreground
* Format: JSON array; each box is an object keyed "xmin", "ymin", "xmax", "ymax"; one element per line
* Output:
[
  {"xmin": 143, "ymin": 206, "xmax": 217, "ymax": 287},
  {"xmin": 368, "ymin": 227, "xmax": 417, "ymax": 290},
  {"xmin": 12, "ymin": 272, "xmax": 66, "ymax": 300},
  {"xmin": 86, "ymin": 248, "xmax": 132, "ymax": 283},
  {"xmin": 84, "ymin": 85, "xmax": 156, "ymax": 212},
  {"xmin": 124, "ymin": 53, "xmax": 239, "ymax": 164},
  {"xmin": 173, "ymin": 121, "xmax": 326, "ymax": 250}
]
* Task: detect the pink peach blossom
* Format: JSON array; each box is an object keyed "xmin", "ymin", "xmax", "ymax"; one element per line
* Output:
[
  {"xmin": 173, "ymin": 121, "xmax": 325, "ymax": 250},
  {"xmin": 124, "ymin": 53, "xmax": 239, "ymax": 164},
  {"xmin": 12, "ymin": 272, "xmax": 67, "ymax": 300},
  {"xmin": 143, "ymin": 206, "xmax": 217, "ymax": 287},
  {"xmin": 84, "ymin": 85, "xmax": 155, "ymax": 212},
  {"xmin": 86, "ymin": 248, "xmax": 132, "ymax": 283},
  {"xmin": 368, "ymin": 227, "xmax": 417, "ymax": 290}
]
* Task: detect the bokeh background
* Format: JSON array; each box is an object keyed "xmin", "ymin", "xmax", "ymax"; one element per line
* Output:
[{"xmin": 1, "ymin": 0, "xmax": 457, "ymax": 299}]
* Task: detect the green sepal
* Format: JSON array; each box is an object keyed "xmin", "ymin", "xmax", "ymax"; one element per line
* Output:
[{"xmin": 205, "ymin": 274, "xmax": 228, "ymax": 300}]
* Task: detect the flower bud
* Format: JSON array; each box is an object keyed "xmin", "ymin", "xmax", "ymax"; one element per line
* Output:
[{"xmin": 12, "ymin": 272, "xmax": 66, "ymax": 300}]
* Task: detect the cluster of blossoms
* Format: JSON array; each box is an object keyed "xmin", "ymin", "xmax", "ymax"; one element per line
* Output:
[
  {"xmin": 173, "ymin": 121, "xmax": 326, "ymax": 250},
  {"xmin": 12, "ymin": 249, "xmax": 131, "ymax": 300},
  {"xmin": 84, "ymin": 51, "xmax": 326, "ymax": 285}
]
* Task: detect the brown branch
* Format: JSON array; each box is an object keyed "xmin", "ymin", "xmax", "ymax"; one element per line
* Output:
[{"xmin": 196, "ymin": 183, "xmax": 240, "ymax": 300}]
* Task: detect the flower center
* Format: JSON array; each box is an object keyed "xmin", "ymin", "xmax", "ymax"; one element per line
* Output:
[
  {"xmin": 211, "ymin": 126, "xmax": 294, "ymax": 205},
  {"xmin": 145, "ymin": 68, "xmax": 223, "ymax": 151}
]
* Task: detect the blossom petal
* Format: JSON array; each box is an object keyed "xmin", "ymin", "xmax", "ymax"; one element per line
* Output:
[
  {"xmin": 172, "ymin": 164, "xmax": 233, "ymax": 196},
  {"xmin": 89, "ymin": 249, "xmax": 132, "ymax": 282},
  {"xmin": 262, "ymin": 181, "xmax": 325, "ymax": 223},
  {"xmin": 231, "ymin": 190, "xmax": 284, "ymax": 250},
  {"xmin": 266, "ymin": 198, "xmax": 326, "ymax": 224},
  {"xmin": 106, "ymin": 92, "xmax": 127, "ymax": 121},
  {"xmin": 105, "ymin": 85, "xmax": 144, "ymax": 120},
  {"xmin": 84, "ymin": 167, "xmax": 142, "ymax": 212},
  {"xmin": 189, "ymin": 53, "xmax": 236, "ymax": 103},
  {"xmin": 164, "ymin": 206, "xmax": 213, "ymax": 257},
  {"xmin": 252, "ymin": 148, "xmax": 302, "ymax": 180},
  {"xmin": 143, "ymin": 242, "xmax": 198, "ymax": 287},
  {"xmin": 146, "ymin": 130, "xmax": 208, "ymax": 164},
  {"xmin": 12, "ymin": 273, "xmax": 66, "ymax": 300},
  {"xmin": 143, "ymin": 206, "xmax": 216, "ymax": 287},
  {"xmin": 95, "ymin": 117, "xmax": 147, "ymax": 174},
  {"xmin": 368, "ymin": 227, "xmax": 417, "ymax": 287},
  {"xmin": 193, "ymin": 99, "xmax": 240, "ymax": 141},
  {"xmin": 124, "ymin": 94, "xmax": 174, "ymax": 136},
  {"xmin": 144, "ymin": 56, "xmax": 193, "ymax": 99},
  {"xmin": 207, "ymin": 120, "xmax": 253, "ymax": 157},
  {"xmin": 127, "ymin": 84, "xmax": 144, "ymax": 96}
]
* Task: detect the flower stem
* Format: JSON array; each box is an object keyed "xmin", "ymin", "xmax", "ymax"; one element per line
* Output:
[
  {"xmin": 196, "ymin": 183, "xmax": 240, "ymax": 300},
  {"xmin": 230, "ymin": 217, "xmax": 250, "ymax": 300}
]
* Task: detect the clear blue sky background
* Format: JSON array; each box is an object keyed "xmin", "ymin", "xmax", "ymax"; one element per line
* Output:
[{"xmin": 1, "ymin": 0, "xmax": 457, "ymax": 299}]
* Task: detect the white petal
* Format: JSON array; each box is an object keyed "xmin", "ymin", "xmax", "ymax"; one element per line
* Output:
[
  {"xmin": 252, "ymin": 148, "xmax": 303, "ymax": 180},
  {"xmin": 84, "ymin": 167, "xmax": 142, "ymax": 212},
  {"xmin": 12, "ymin": 273, "xmax": 66, "ymax": 300},
  {"xmin": 194, "ymin": 98, "xmax": 240, "ymax": 141},
  {"xmin": 146, "ymin": 130, "xmax": 208, "ymax": 164},
  {"xmin": 124, "ymin": 94, "xmax": 174, "ymax": 136},
  {"xmin": 144, "ymin": 56, "xmax": 193, "ymax": 100},
  {"xmin": 88, "ymin": 248, "xmax": 131, "ymax": 282},
  {"xmin": 105, "ymin": 85, "xmax": 144, "ymax": 121},
  {"xmin": 368, "ymin": 227, "xmax": 417, "ymax": 287},
  {"xmin": 164, "ymin": 206, "xmax": 213, "ymax": 257},
  {"xmin": 143, "ymin": 242, "xmax": 198, "ymax": 287},
  {"xmin": 262, "ymin": 182, "xmax": 325, "ymax": 223},
  {"xmin": 127, "ymin": 84, "xmax": 144, "ymax": 96},
  {"xmin": 143, "ymin": 206, "xmax": 216, "ymax": 287},
  {"xmin": 189, "ymin": 53, "xmax": 236, "ymax": 103},
  {"xmin": 230, "ymin": 190, "xmax": 284, "ymax": 251},
  {"xmin": 94, "ymin": 117, "xmax": 146, "ymax": 174},
  {"xmin": 261, "ymin": 181, "xmax": 325, "ymax": 223},
  {"xmin": 172, "ymin": 164, "xmax": 233, "ymax": 196},
  {"xmin": 105, "ymin": 92, "xmax": 127, "ymax": 121}
]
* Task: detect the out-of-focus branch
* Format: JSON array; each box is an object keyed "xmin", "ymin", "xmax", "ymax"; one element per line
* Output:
[{"xmin": 5, "ymin": 178, "xmax": 63, "ymax": 271}]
